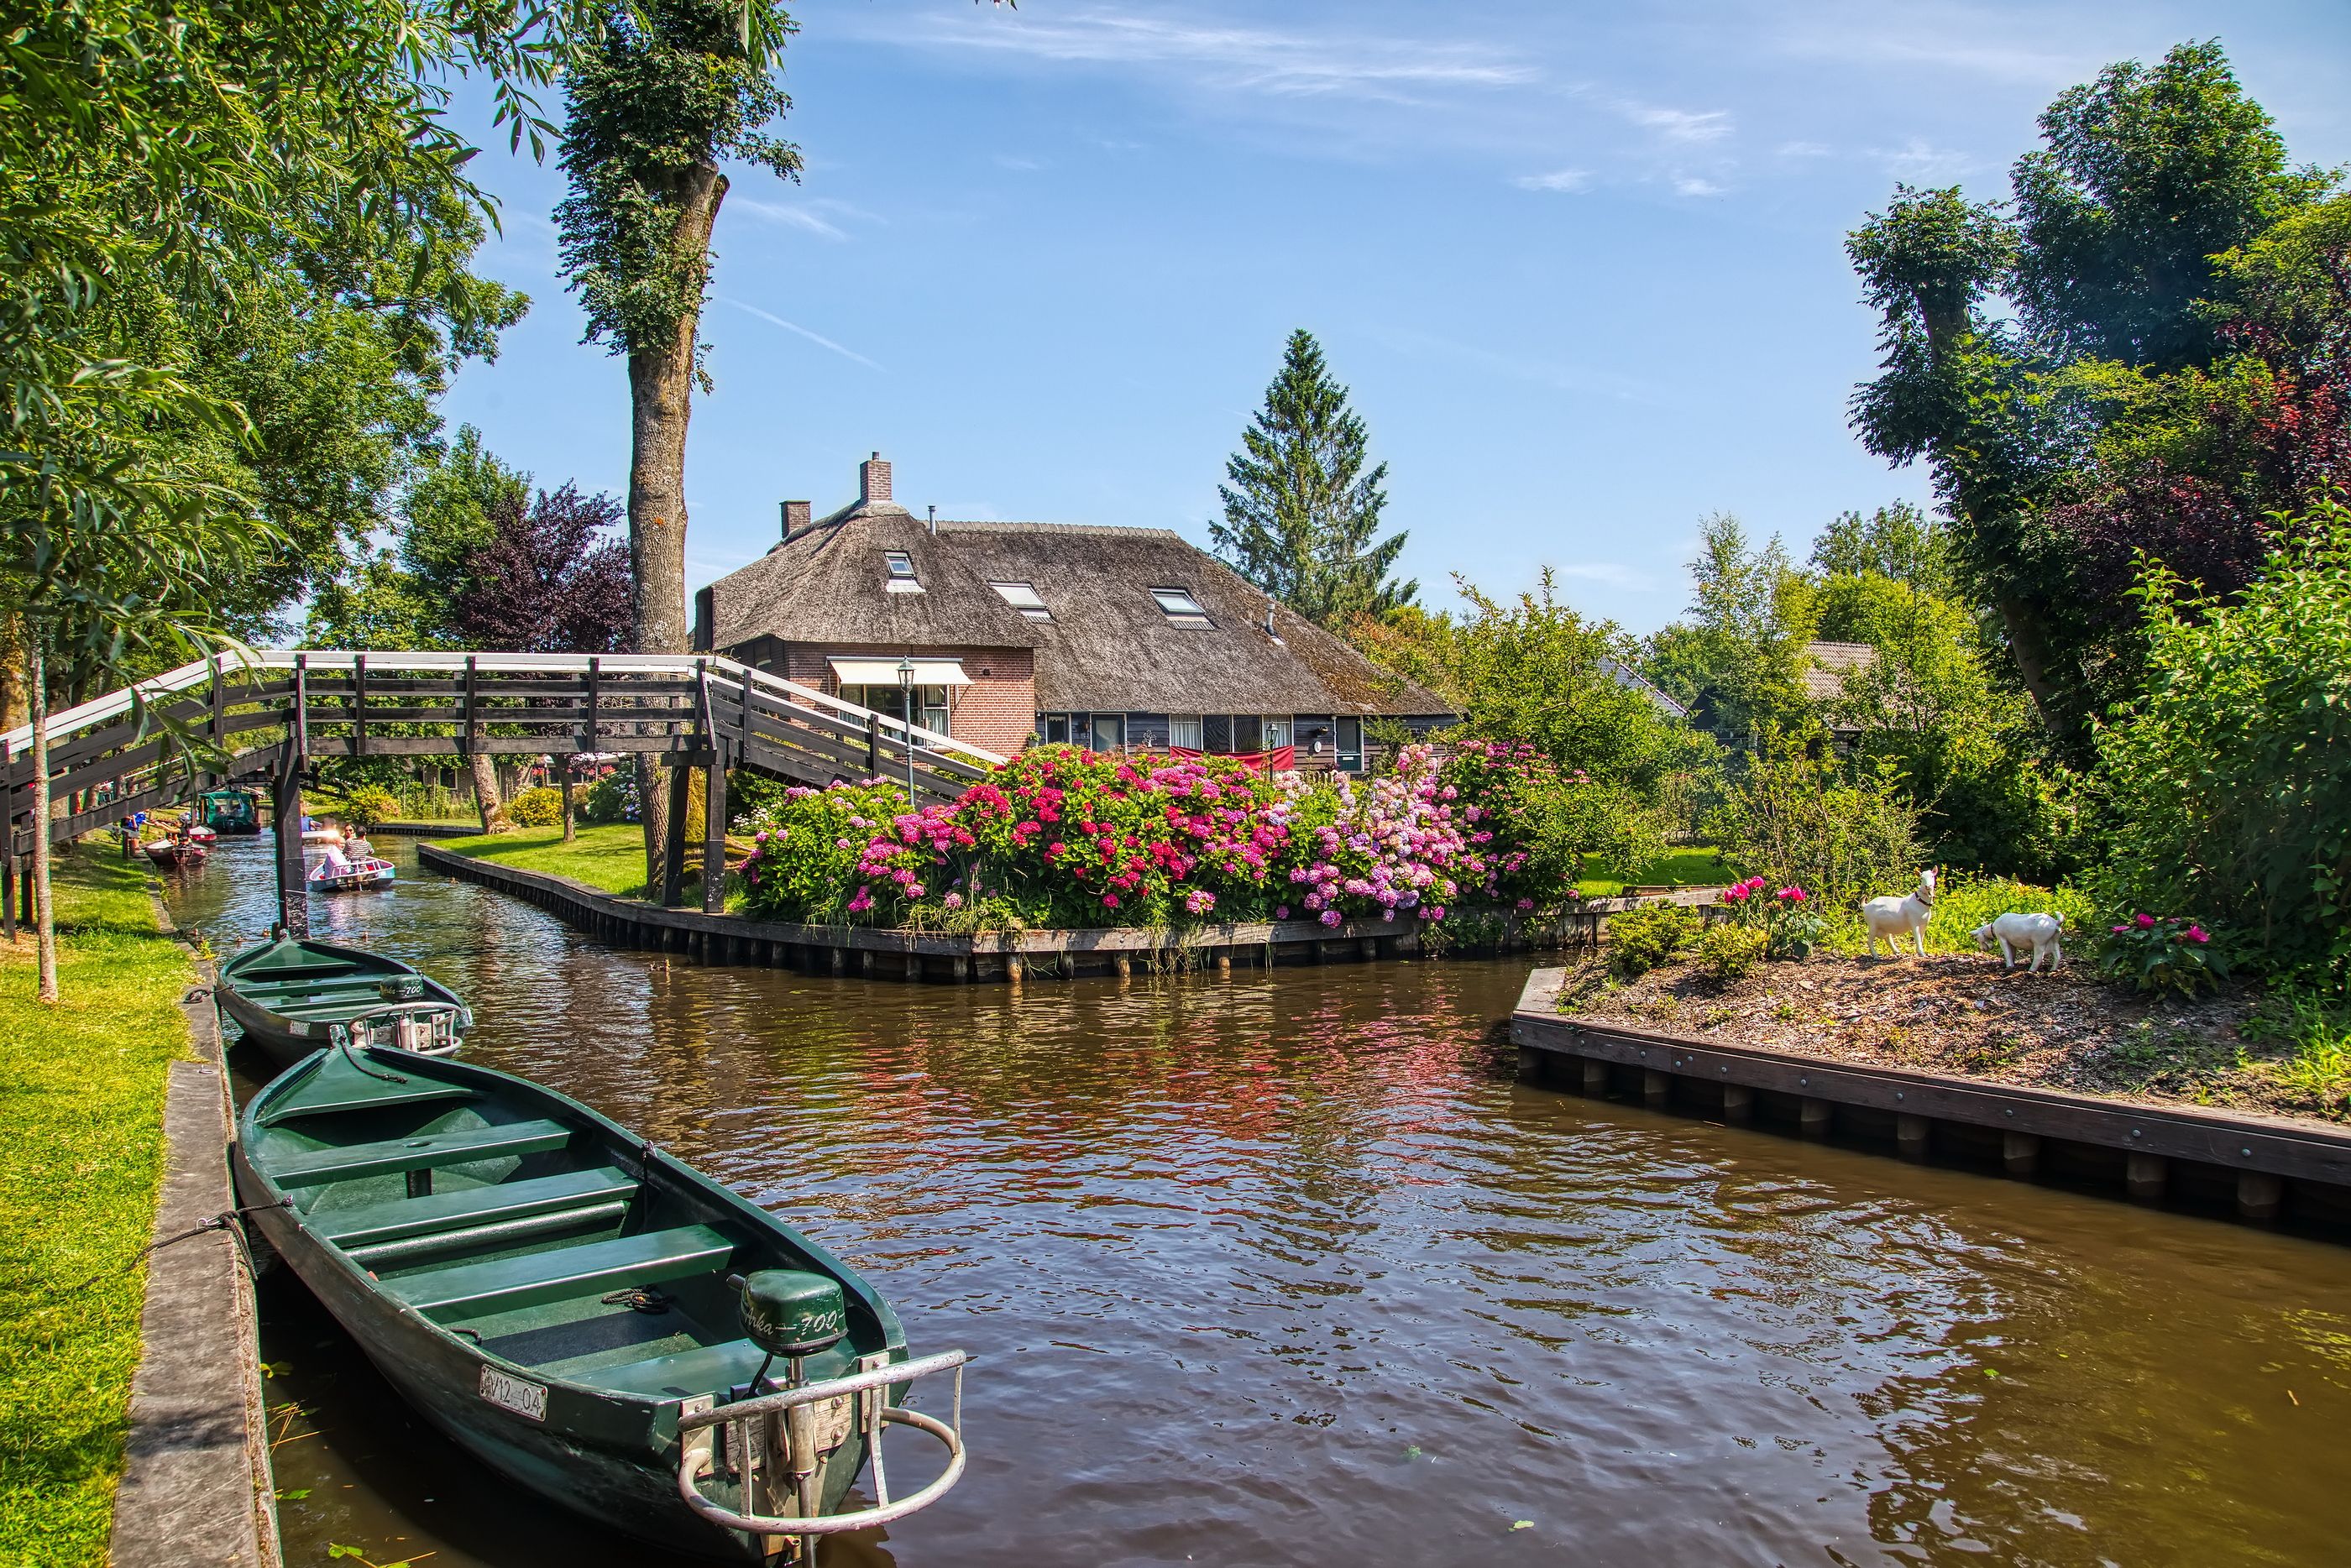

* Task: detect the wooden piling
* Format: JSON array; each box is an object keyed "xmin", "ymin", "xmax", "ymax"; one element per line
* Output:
[
  {"xmin": 1579, "ymin": 1059, "xmax": 1609, "ymax": 1096},
  {"xmin": 1720, "ymin": 1085, "xmax": 1753, "ymax": 1124},
  {"xmin": 2003, "ymin": 1132, "xmax": 2040, "ymax": 1176},
  {"xmin": 2238, "ymin": 1171, "xmax": 2285, "ymax": 1221},
  {"xmin": 1642, "ymin": 1069, "xmax": 1671, "ymax": 1109},
  {"xmin": 1897, "ymin": 1114, "xmax": 1930, "ymax": 1161},
  {"xmin": 2126, "ymin": 1152, "xmax": 2167, "ymax": 1202},
  {"xmin": 1799, "ymin": 1098, "xmax": 1833, "ymax": 1139}
]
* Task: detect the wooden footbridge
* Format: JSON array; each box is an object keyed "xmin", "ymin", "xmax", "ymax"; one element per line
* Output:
[{"xmin": 1, "ymin": 651, "xmax": 1003, "ymax": 937}]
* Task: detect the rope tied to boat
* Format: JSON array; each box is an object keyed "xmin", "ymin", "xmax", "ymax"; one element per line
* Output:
[
  {"xmin": 332, "ymin": 1022, "xmax": 410, "ymax": 1085},
  {"xmin": 601, "ymin": 1286, "xmax": 673, "ymax": 1315},
  {"xmin": 42, "ymin": 1200, "xmax": 292, "ymax": 1304}
]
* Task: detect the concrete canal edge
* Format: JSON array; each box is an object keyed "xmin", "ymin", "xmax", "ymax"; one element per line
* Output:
[
  {"xmin": 420, "ymin": 840, "xmax": 1722, "ymax": 981},
  {"xmin": 1511, "ymin": 967, "xmax": 2351, "ymax": 1230},
  {"xmin": 110, "ymin": 899, "xmax": 280, "ymax": 1568}
]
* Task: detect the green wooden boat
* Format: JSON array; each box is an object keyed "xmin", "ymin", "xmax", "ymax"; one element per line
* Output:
[
  {"xmin": 199, "ymin": 787, "xmax": 262, "ymax": 834},
  {"xmin": 216, "ymin": 937, "xmax": 471, "ymax": 1071},
  {"xmin": 235, "ymin": 1043, "xmax": 969, "ymax": 1560}
]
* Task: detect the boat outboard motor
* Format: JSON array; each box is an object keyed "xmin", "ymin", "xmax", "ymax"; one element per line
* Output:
[{"xmin": 730, "ymin": 1270, "xmax": 852, "ymax": 1542}]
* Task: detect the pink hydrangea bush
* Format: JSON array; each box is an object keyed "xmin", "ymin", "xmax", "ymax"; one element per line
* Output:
[{"xmin": 737, "ymin": 740, "xmax": 1584, "ymax": 930}]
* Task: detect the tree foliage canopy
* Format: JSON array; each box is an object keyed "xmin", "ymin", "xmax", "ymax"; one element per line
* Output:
[{"xmin": 1212, "ymin": 329, "xmax": 1416, "ymax": 629}]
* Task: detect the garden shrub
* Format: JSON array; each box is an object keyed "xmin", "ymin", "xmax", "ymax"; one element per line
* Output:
[
  {"xmin": 2089, "ymin": 507, "xmax": 2351, "ymax": 987},
  {"xmin": 1705, "ymin": 743, "xmax": 1924, "ymax": 912},
  {"xmin": 1694, "ymin": 923, "xmax": 1767, "ymax": 983},
  {"xmin": 509, "ymin": 787, "xmax": 563, "ymax": 827},
  {"xmin": 1607, "ymin": 903, "xmax": 1700, "ymax": 980},
  {"xmin": 1928, "ymin": 876, "xmax": 2095, "ymax": 954},
  {"xmin": 580, "ymin": 771, "xmax": 639, "ymax": 824},
  {"xmin": 736, "ymin": 780, "xmax": 911, "ymax": 924},
  {"xmin": 2098, "ymin": 913, "xmax": 2230, "ymax": 997},
  {"xmin": 1716, "ymin": 875, "xmax": 1826, "ymax": 958},
  {"xmin": 1448, "ymin": 740, "xmax": 1661, "ymax": 902},
  {"xmin": 335, "ymin": 785, "xmax": 399, "ymax": 831}
]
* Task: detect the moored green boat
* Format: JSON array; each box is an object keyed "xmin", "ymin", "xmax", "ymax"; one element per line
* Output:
[
  {"xmin": 234, "ymin": 1043, "xmax": 968, "ymax": 1560},
  {"xmin": 216, "ymin": 936, "xmax": 470, "ymax": 1070},
  {"xmin": 199, "ymin": 787, "xmax": 262, "ymax": 834}
]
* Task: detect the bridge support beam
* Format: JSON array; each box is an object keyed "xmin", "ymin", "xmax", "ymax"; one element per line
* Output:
[
  {"xmin": 273, "ymin": 744, "xmax": 308, "ymax": 938},
  {"xmin": 661, "ymin": 765, "xmax": 691, "ymax": 909},
  {"xmin": 701, "ymin": 756, "xmax": 728, "ymax": 916}
]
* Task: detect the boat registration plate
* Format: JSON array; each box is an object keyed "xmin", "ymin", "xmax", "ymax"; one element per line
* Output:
[{"xmin": 479, "ymin": 1366, "xmax": 547, "ymax": 1422}]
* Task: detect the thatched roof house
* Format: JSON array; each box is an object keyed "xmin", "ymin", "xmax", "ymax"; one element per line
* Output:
[{"xmin": 695, "ymin": 454, "xmax": 1456, "ymax": 764}]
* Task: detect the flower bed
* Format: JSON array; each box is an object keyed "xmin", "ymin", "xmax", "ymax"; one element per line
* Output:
[{"xmin": 735, "ymin": 741, "xmax": 1604, "ymax": 933}]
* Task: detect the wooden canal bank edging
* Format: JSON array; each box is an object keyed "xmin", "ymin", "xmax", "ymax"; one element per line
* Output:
[
  {"xmin": 110, "ymin": 904, "xmax": 280, "ymax": 1568},
  {"xmin": 420, "ymin": 842, "xmax": 1720, "ymax": 982},
  {"xmin": 1510, "ymin": 967, "xmax": 2351, "ymax": 1230}
]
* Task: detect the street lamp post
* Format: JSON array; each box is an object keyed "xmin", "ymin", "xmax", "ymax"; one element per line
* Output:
[{"xmin": 896, "ymin": 657, "xmax": 917, "ymax": 805}]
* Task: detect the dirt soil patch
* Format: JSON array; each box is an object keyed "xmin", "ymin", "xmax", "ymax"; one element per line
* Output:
[{"xmin": 1553, "ymin": 950, "xmax": 2343, "ymax": 1126}]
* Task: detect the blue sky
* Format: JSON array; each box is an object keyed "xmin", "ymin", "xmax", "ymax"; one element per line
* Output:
[{"xmin": 437, "ymin": 0, "xmax": 2351, "ymax": 635}]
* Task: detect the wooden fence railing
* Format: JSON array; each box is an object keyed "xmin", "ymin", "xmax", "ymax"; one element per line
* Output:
[{"xmin": 2, "ymin": 650, "xmax": 1005, "ymax": 936}]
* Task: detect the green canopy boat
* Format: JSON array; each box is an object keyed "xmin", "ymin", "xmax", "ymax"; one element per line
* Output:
[
  {"xmin": 216, "ymin": 937, "xmax": 471, "ymax": 1071},
  {"xmin": 234, "ymin": 1043, "xmax": 968, "ymax": 1560},
  {"xmin": 199, "ymin": 787, "xmax": 262, "ymax": 834}
]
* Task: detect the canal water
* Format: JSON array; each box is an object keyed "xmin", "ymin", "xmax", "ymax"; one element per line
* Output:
[{"xmin": 166, "ymin": 833, "xmax": 2351, "ymax": 1566}]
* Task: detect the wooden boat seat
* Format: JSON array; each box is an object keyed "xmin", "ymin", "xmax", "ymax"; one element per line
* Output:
[
  {"xmin": 317, "ymin": 1168, "xmax": 642, "ymax": 1249},
  {"xmin": 268, "ymin": 1118, "xmax": 573, "ymax": 1189},
  {"xmin": 582, "ymin": 1336, "xmax": 770, "ymax": 1400},
  {"xmin": 387, "ymin": 1225, "xmax": 735, "ymax": 1319},
  {"xmin": 259, "ymin": 1078, "xmax": 475, "ymax": 1125}
]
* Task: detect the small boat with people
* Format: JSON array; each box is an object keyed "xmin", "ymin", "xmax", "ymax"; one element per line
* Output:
[
  {"xmin": 199, "ymin": 787, "xmax": 262, "ymax": 834},
  {"xmin": 144, "ymin": 834, "xmax": 208, "ymax": 870},
  {"xmin": 216, "ymin": 936, "xmax": 471, "ymax": 1070},
  {"xmin": 233, "ymin": 1041, "xmax": 970, "ymax": 1560},
  {"xmin": 307, "ymin": 852, "xmax": 397, "ymax": 892}
]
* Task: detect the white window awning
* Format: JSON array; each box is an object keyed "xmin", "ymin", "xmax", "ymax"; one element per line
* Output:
[{"xmin": 827, "ymin": 656, "xmax": 971, "ymax": 687}]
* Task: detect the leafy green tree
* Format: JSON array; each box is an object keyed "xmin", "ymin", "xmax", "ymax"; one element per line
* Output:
[
  {"xmin": 2089, "ymin": 499, "xmax": 2351, "ymax": 985},
  {"xmin": 1846, "ymin": 41, "xmax": 2339, "ymax": 743},
  {"xmin": 1808, "ymin": 502, "xmax": 1954, "ymax": 598},
  {"xmin": 555, "ymin": 0, "xmax": 801, "ymax": 894},
  {"xmin": 1212, "ymin": 330, "xmax": 1416, "ymax": 628},
  {"xmin": 1643, "ymin": 515, "xmax": 1816, "ymax": 746}
]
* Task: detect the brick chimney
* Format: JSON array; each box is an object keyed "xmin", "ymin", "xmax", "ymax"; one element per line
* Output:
[
  {"xmin": 859, "ymin": 452, "xmax": 891, "ymax": 505},
  {"xmin": 781, "ymin": 499, "xmax": 810, "ymax": 537}
]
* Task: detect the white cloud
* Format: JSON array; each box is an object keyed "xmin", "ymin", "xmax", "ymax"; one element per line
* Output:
[
  {"xmin": 1513, "ymin": 168, "xmax": 1592, "ymax": 193},
  {"xmin": 1775, "ymin": 140, "xmax": 1833, "ymax": 159},
  {"xmin": 1622, "ymin": 104, "xmax": 1732, "ymax": 144},
  {"xmin": 1673, "ymin": 175, "xmax": 1727, "ymax": 197},
  {"xmin": 872, "ymin": 8, "xmax": 1536, "ymax": 102},
  {"xmin": 1873, "ymin": 138, "xmax": 1975, "ymax": 181},
  {"xmin": 719, "ymin": 299, "xmax": 885, "ymax": 372},
  {"xmin": 1549, "ymin": 562, "xmax": 1658, "ymax": 591},
  {"xmin": 993, "ymin": 154, "xmax": 1043, "ymax": 171},
  {"xmin": 733, "ymin": 199, "xmax": 849, "ymax": 241}
]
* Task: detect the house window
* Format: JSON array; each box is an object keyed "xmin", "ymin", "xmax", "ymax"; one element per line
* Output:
[
  {"xmin": 846, "ymin": 683, "xmax": 950, "ymax": 735},
  {"xmin": 1091, "ymin": 714, "xmax": 1126, "ymax": 751},
  {"xmin": 1169, "ymin": 714, "xmax": 1203, "ymax": 750},
  {"xmin": 1263, "ymin": 718, "xmax": 1293, "ymax": 750},
  {"xmin": 883, "ymin": 551, "xmax": 922, "ymax": 593},
  {"xmin": 1150, "ymin": 586, "xmax": 1210, "ymax": 624},
  {"xmin": 1336, "ymin": 716, "xmax": 1363, "ymax": 771},
  {"xmin": 1232, "ymin": 715, "xmax": 1263, "ymax": 754},
  {"xmin": 989, "ymin": 581, "xmax": 1052, "ymax": 619},
  {"xmin": 1202, "ymin": 714, "xmax": 1233, "ymax": 754},
  {"xmin": 1039, "ymin": 713, "xmax": 1071, "ymax": 745}
]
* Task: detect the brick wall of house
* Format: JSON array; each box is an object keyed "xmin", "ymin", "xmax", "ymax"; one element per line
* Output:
[{"xmin": 761, "ymin": 642, "xmax": 1034, "ymax": 760}]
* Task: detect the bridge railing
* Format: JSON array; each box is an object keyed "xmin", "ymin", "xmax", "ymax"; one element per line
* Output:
[{"xmin": 3, "ymin": 649, "xmax": 1007, "ymax": 860}]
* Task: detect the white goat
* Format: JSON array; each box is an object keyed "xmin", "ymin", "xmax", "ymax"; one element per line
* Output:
[
  {"xmin": 1861, "ymin": 869, "xmax": 1937, "ymax": 958},
  {"xmin": 1974, "ymin": 911, "xmax": 2066, "ymax": 973}
]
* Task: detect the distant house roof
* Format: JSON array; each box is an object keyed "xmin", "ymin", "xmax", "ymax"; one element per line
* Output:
[
  {"xmin": 701, "ymin": 460, "xmax": 1457, "ymax": 719},
  {"xmin": 1803, "ymin": 640, "xmax": 1879, "ymax": 703},
  {"xmin": 1601, "ymin": 659, "xmax": 1688, "ymax": 719}
]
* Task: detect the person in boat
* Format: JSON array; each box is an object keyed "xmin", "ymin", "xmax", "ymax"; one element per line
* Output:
[{"xmin": 316, "ymin": 839, "xmax": 353, "ymax": 877}]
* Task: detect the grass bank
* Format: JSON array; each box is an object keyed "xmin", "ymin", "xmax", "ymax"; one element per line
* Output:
[
  {"xmin": 0, "ymin": 850, "xmax": 192, "ymax": 1566},
  {"xmin": 423, "ymin": 822, "xmax": 657, "ymax": 901},
  {"xmin": 1575, "ymin": 845, "xmax": 1726, "ymax": 897}
]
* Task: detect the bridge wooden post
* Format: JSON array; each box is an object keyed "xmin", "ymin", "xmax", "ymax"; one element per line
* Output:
[
  {"xmin": 661, "ymin": 763, "xmax": 691, "ymax": 908},
  {"xmin": 3, "ymin": 737, "xmax": 14, "ymax": 943},
  {"xmin": 701, "ymin": 747, "xmax": 729, "ymax": 915},
  {"xmin": 866, "ymin": 713, "xmax": 882, "ymax": 780},
  {"xmin": 273, "ymin": 740, "xmax": 308, "ymax": 938}
]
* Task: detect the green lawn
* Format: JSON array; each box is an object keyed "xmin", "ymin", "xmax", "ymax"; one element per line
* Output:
[
  {"xmin": 1576, "ymin": 846, "xmax": 1727, "ymax": 898},
  {"xmin": 425, "ymin": 822, "xmax": 655, "ymax": 899},
  {"xmin": 0, "ymin": 851, "xmax": 192, "ymax": 1566}
]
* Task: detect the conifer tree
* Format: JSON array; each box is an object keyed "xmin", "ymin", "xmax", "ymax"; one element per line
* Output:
[{"xmin": 1212, "ymin": 330, "xmax": 1416, "ymax": 627}]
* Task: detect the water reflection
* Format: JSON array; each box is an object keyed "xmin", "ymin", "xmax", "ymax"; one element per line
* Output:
[{"xmin": 174, "ymin": 834, "xmax": 2351, "ymax": 1566}]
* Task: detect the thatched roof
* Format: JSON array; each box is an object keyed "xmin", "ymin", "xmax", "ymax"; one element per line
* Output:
[
  {"xmin": 1803, "ymin": 640, "xmax": 1878, "ymax": 702},
  {"xmin": 704, "ymin": 503, "xmax": 1455, "ymax": 718}
]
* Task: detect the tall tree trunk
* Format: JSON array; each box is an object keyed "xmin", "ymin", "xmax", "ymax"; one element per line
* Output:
[
  {"xmin": 29, "ymin": 634, "xmax": 56, "ymax": 1004},
  {"xmin": 469, "ymin": 751, "xmax": 513, "ymax": 833},
  {"xmin": 627, "ymin": 161, "xmax": 729, "ymax": 900}
]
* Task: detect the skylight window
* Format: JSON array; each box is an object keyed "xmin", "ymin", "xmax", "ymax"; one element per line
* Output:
[
  {"xmin": 989, "ymin": 581, "xmax": 1052, "ymax": 619},
  {"xmin": 883, "ymin": 550, "xmax": 923, "ymax": 593},
  {"xmin": 1151, "ymin": 586, "xmax": 1209, "ymax": 623}
]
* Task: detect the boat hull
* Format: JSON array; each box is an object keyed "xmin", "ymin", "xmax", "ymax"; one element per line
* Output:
[
  {"xmin": 215, "ymin": 938, "xmax": 470, "ymax": 1072},
  {"xmin": 233, "ymin": 1049, "xmax": 914, "ymax": 1559}
]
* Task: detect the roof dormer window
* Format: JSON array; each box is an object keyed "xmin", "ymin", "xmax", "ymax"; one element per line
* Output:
[
  {"xmin": 1151, "ymin": 586, "xmax": 1209, "ymax": 625},
  {"xmin": 989, "ymin": 581, "xmax": 1052, "ymax": 619},
  {"xmin": 883, "ymin": 550, "xmax": 923, "ymax": 593}
]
